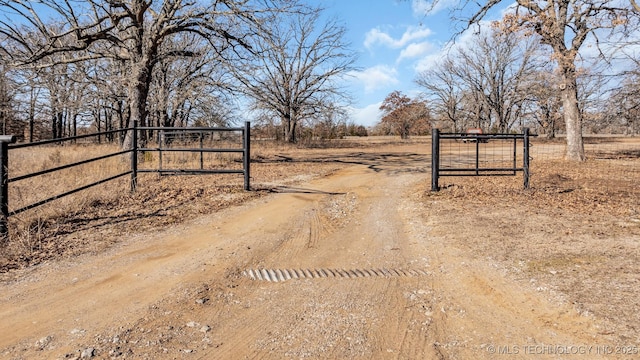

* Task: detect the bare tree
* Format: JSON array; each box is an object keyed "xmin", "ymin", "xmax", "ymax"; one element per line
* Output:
[
  {"xmin": 35, "ymin": 51, "xmax": 93, "ymax": 140},
  {"xmin": 417, "ymin": 25, "xmax": 546, "ymax": 133},
  {"xmin": 455, "ymin": 26, "xmax": 545, "ymax": 132},
  {"xmin": 605, "ymin": 72, "xmax": 640, "ymax": 135},
  {"xmin": 459, "ymin": 88, "xmax": 491, "ymax": 130},
  {"xmin": 84, "ymin": 57, "xmax": 129, "ymax": 142},
  {"xmin": 303, "ymin": 106, "xmax": 355, "ymax": 143},
  {"xmin": 525, "ymin": 69, "xmax": 563, "ymax": 137},
  {"xmin": 416, "ymin": 57, "xmax": 464, "ymax": 132},
  {"xmin": 229, "ymin": 6, "xmax": 357, "ymax": 143},
  {"xmin": 576, "ymin": 65, "xmax": 610, "ymax": 133},
  {"xmin": 21, "ymin": 71, "xmax": 46, "ymax": 141},
  {"xmin": 424, "ymin": 0, "xmax": 639, "ymax": 160},
  {"xmin": 0, "ymin": 62, "xmax": 17, "ymax": 136},
  {"xmin": 0, "ymin": 0, "xmax": 296, "ymax": 147},
  {"xmin": 4, "ymin": 62, "xmax": 55, "ymax": 142},
  {"xmin": 147, "ymin": 34, "xmax": 232, "ymax": 131}
]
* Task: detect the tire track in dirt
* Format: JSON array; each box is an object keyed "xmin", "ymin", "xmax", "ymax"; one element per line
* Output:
[
  {"xmin": 369, "ymin": 277, "xmax": 439, "ymax": 359},
  {"xmin": 0, "ymin": 147, "xmax": 620, "ymax": 359},
  {"xmin": 93, "ymin": 165, "xmax": 389, "ymax": 360},
  {"xmin": 0, "ymin": 176, "xmax": 335, "ymax": 357},
  {"xmin": 213, "ymin": 168, "xmax": 439, "ymax": 359},
  {"xmin": 399, "ymin": 180, "xmax": 617, "ymax": 359},
  {"xmin": 169, "ymin": 165, "xmax": 436, "ymax": 359},
  {"xmin": 125, "ymin": 171, "xmax": 348, "ymax": 359}
]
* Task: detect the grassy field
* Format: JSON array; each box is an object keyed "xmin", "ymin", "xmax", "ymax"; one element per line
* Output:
[
  {"xmin": 425, "ymin": 136, "xmax": 640, "ymax": 344},
  {"xmin": 0, "ymin": 136, "xmax": 639, "ymax": 356},
  {"xmin": 1, "ymin": 136, "xmax": 638, "ymax": 278}
]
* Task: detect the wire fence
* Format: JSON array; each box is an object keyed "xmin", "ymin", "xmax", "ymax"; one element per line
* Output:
[
  {"xmin": 431, "ymin": 129, "xmax": 533, "ymax": 191},
  {"xmin": 429, "ymin": 132, "xmax": 640, "ymax": 196},
  {"xmin": 531, "ymin": 137, "xmax": 640, "ymax": 161}
]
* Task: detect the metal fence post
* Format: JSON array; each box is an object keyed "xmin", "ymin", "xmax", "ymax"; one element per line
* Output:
[
  {"xmin": 158, "ymin": 129, "xmax": 164, "ymax": 172},
  {"xmin": 131, "ymin": 121, "xmax": 138, "ymax": 192},
  {"xmin": 243, "ymin": 121, "xmax": 251, "ymax": 191},
  {"xmin": 0, "ymin": 135, "xmax": 16, "ymax": 243},
  {"xmin": 199, "ymin": 132, "xmax": 204, "ymax": 170},
  {"xmin": 475, "ymin": 137, "xmax": 480, "ymax": 175},
  {"xmin": 513, "ymin": 137, "xmax": 517, "ymax": 176},
  {"xmin": 523, "ymin": 127, "xmax": 530, "ymax": 189},
  {"xmin": 431, "ymin": 129, "xmax": 440, "ymax": 191}
]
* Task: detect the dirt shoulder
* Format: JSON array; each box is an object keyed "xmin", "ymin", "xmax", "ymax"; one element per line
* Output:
[
  {"xmin": 0, "ymin": 142, "xmax": 638, "ymax": 359},
  {"xmin": 426, "ymin": 156, "xmax": 640, "ymax": 354}
]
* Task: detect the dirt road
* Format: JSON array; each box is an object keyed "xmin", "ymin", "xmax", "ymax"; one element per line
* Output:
[{"xmin": 0, "ymin": 151, "xmax": 615, "ymax": 359}]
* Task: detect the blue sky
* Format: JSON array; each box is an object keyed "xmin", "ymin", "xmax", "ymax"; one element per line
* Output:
[
  {"xmin": 320, "ymin": 0, "xmax": 640, "ymax": 128},
  {"xmin": 318, "ymin": 0, "xmax": 508, "ymax": 127}
]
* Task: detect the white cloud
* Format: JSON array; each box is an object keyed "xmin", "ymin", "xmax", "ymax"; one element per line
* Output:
[
  {"xmin": 412, "ymin": 0, "xmax": 430, "ymax": 15},
  {"xmin": 349, "ymin": 65, "xmax": 399, "ymax": 93},
  {"xmin": 414, "ymin": 53, "xmax": 443, "ymax": 73},
  {"xmin": 412, "ymin": 0, "xmax": 458, "ymax": 16},
  {"xmin": 364, "ymin": 29, "xmax": 395, "ymax": 49},
  {"xmin": 364, "ymin": 26, "xmax": 432, "ymax": 49},
  {"xmin": 398, "ymin": 41, "xmax": 434, "ymax": 62},
  {"xmin": 413, "ymin": 21, "xmax": 492, "ymax": 73},
  {"xmin": 349, "ymin": 102, "xmax": 383, "ymax": 127}
]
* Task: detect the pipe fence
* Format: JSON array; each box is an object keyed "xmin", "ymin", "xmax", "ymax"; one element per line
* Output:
[{"xmin": 0, "ymin": 122, "xmax": 251, "ymax": 241}]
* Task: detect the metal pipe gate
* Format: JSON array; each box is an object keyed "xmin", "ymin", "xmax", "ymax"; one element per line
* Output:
[
  {"xmin": 431, "ymin": 128, "xmax": 533, "ymax": 191},
  {"xmin": 0, "ymin": 122, "xmax": 251, "ymax": 242}
]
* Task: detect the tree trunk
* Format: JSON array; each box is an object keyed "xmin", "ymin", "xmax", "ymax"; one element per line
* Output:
[
  {"xmin": 546, "ymin": 118, "xmax": 556, "ymax": 139},
  {"xmin": 72, "ymin": 113, "xmax": 77, "ymax": 138},
  {"xmin": 560, "ymin": 65, "xmax": 585, "ymax": 161},
  {"xmin": 284, "ymin": 112, "xmax": 297, "ymax": 143},
  {"xmin": 52, "ymin": 111, "xmax": 63, "ymax": 139},
  {"xmin": 51, "ymin": 114, "xmax": 57, "ymax": 139},
  {"xmin": 57, "ymin": 112, "xmax": 64, "ymax": 139},
  {"xmin": 400, "ymin": 121, "xmax": 410, "ymax": 139},
  {"xmin": 96, "ymin": 109, "xmax": 102, "ymax": 144},
  {"xmin": 285, "ymin": 121, "xmax": 297, "ymax": 143},
  {"xmin": 29, "ymin": 117, "xmax": 34, "ymax": 142},
  {"xmin": 122, "ymin": 66, "xmax": 151, "ymax": 149}
]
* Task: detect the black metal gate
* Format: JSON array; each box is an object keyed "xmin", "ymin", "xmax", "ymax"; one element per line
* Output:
[
  {"xmin": 134, "ymin": 122, "xmax": 251, "ymax": 190},
  {"xmin": 431, "ymin": 128, "xmax": 533, "ymax": 191},
  {"xmin": 0, "ymin": 122, "xmax": 251, "ymax": 241}
]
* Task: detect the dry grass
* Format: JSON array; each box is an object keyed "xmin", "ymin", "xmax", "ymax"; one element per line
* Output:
[
  {"xmin": 434, "ymin": 158, "xmax": 640, "ymax": 218},
  {"xmin": 1, "ymin": 140, "xmax": 350, "ymax": 274},
  {"xmin": 425, "ymin": 152, "xmax": 640, "ymax": 344},
  {"xmin": 2, "ymin": 136, "xmax": 639, "ymax": 295},
  {"xmin": 1, "ymin": 135, "xmax": 639, "ymax": 346}
]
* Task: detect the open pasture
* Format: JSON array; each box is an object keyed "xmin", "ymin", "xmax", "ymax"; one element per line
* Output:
[{"xmin": 0, "ymin": 135, "xmax": 638, "ymax": 359}]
